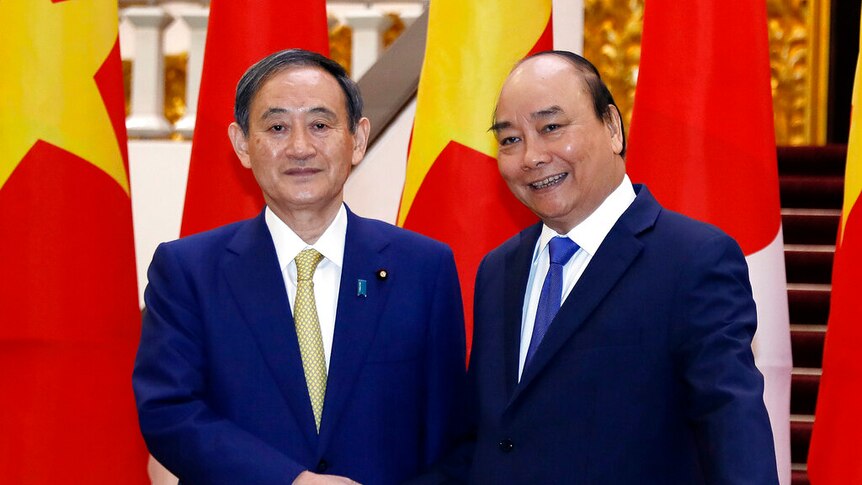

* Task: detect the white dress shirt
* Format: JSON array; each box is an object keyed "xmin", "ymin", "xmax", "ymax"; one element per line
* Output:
[
  {"xmin": 518, "ymin": 175, "xmax": 637, "ymax": 378},
  {"xmin": 265, "ymin": 204, "xmax": 347, "ymax": 371}
]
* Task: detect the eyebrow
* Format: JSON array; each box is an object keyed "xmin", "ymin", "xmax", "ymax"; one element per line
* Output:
[
  {"xmin": 489, "ymin": 105, "xmax": 565, "ymax": 133},
  {"xmin": 489, "ymin": 120, "xmax": 510, "ymax": 133}
]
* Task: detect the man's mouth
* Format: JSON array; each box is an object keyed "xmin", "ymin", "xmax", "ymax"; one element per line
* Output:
[
  {"xmin": 530, "ymin": 173, "xmax": 567, "ymax": 190},
  {"xmin": 284, "ymin": 167, "xmax": 321, "ymax": 176}
]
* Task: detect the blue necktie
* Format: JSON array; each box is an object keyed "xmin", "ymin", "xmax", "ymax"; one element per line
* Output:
[{"xmin": 525, "ymin": 236, "xmax": 579, "ymax": 368}]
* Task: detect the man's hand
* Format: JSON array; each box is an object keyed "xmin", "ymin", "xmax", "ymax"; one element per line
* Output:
[{"xmin": 292, "ymin": 470, "xmax": 361, "ymax": 484}]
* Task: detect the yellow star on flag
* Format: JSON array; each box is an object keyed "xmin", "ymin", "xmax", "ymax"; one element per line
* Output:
[
  {"xmin": 0, "ymin": 0, "xmax": 129, "ymax": 194},
  {"xmin": 397, "ymin": 0, "xmax": 550, "ymax": 224}
]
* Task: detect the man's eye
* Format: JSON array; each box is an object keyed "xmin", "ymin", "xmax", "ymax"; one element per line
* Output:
[
  {"xmin": 500, "ymin": 136, "xmax": 520, "ymax": 146},
  {"xmin": 270, "ymin": 124, "xmax": 285, "ymax": 132},
  {"xmin": 312, "ymin": 122, "xmax": 329, "ymax": 130},
  {"xmin": 542, "ymin": 124, "xmax": 560, "ymax": 132}
]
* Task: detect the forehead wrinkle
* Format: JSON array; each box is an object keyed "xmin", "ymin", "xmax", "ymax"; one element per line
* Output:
[
  {"xmin": 532, "ymin": 105, "xmax": 564, "ymax": 120},
  {"xmin": 491, "ymin": 105, "xmax": 564, "ymax": 133},
  {"xmin": 259, "ymin": 105, "xmax": 337, "ymax": 121},
  {"xmin": 260, "ymin": 107, "xmax": 287, "ymax": 120},
  {"xmin": 308, "ymin": 106, "xmax": 338, "ymax": 118}
]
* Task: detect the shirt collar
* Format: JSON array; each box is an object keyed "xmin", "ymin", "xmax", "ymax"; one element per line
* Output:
[
  {"xmin": 533, "ymin": 174, "xmax": 636, "ymax": 262},
  {"xmin": 265, "ymin": 204, "xmax": 348, "ymax": 270}
]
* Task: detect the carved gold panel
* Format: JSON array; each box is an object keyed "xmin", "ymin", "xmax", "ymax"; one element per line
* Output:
[
  {"xmin": 164, "ymin": 53, "xmax": 187, "ymax": 126},
  {"xmin": 768, "ymin": 0, "xmax": 830, "ymax": 145},
  {"xmin": 123, "ymin": 5, "xmax": 828, "ymax": 146},
  {"xmin": 584, "ymin": 0, "xmax": 829, "ymax": 145},
  {"xmin": 123, "ymin": 59, "xmax": 131, "ymax": 116},
  {"xmin": 583, "ymin": 0, "xmax": 644, "ymax": 131}
]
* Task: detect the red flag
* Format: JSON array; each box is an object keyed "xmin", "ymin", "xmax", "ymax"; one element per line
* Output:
[
  {"xmin": 626, "ymin": 1, "xmax": 792, "ymax": 482},
  {"xmin": 0, "ymin": 0, "xmax": 148, "ymax": 481},
  {"xmin": 398, "ymin": 0, "xmax": 553, "ymax": 348},
  {"xmin": 181, "ymin": 0, "xmax": 329, "ymax": 236},
  {"xmin": 807, "ymin": 11, "xmax": 862, "ymax": 482}
]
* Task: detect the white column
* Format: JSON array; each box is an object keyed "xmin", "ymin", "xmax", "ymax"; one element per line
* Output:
[
  {"xmin": 344, "ymin": 9, "xmax": 392, "ymax": 79},
  {"xmin": 552, "ymin": 0, "xmax": 584, "ymax": 54},
  {"xmin": 124, "ymin": 7, "xmax": 173, "ymax": 138},
  {"xmin": 174, "ymin": 7, "xmax": 209, "ymax": 138}
]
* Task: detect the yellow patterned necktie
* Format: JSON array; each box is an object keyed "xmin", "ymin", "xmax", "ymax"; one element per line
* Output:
[{"xmin": 294, "ymin": 248, "xmax": 327, "ymax": 432}]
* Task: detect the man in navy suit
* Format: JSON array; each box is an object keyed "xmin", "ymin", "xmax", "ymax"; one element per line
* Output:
[
  {"xmin": 462, "ymin": 51, "xmax": 779, "ymax": 483},
  {"xmin": 133, "ymin": 49, "xmax": 467, "ymax": 485}
]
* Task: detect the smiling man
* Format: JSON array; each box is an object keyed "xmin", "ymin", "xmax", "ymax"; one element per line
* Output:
[
  {"xmin": 132, "ymin": 49, "xmax": 467, "ymax": 485},
  {"xmin": 462, "ymin": 51, "xmax": 779, "ymax": 483}
]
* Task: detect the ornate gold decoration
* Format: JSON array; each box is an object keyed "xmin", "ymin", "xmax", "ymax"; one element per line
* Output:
[
  {"xmin": 382, "ymin": 12, "xmax": 406, "ymax": 50},
  {"xmin": 164, "ymin": 53, "xmax": 187, "ymax": 125},
  {"xmin": 329, "ymin": 17, "xmax": 353, "ymax": 75},
  {"xmin": 584, "ymin": 0, "xmax": 828, "ymax": 145},
  {"xmin": 768, "ymin": 1, "xmax": 808, "ymax": 145},
  {"xmin": 767, "ymin": 0, "xmax": 829, "ymax": 145},
  {"xmin": 122, "ymin": 59, "xmax": 131, "ymax": 116},
  {"xmin": 118, "ymin": 3, "xmax": 829, "ymax": 145},
  {"xmin": 583, "ymin": 0, "xmax": 644, "ymax": 131}
]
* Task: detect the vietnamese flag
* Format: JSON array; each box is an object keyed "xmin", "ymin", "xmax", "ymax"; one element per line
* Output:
[
  {"xmin": 180, "ymin": 0, "xmax": 329, "ymax": 236},
  {"xmin": 626, "ymin": 1, "xmax": 792, "ymax": 483},
  {"xmin": 0, "ymin": 0, "xmax": 148, "ymax": 482},
  {"xmin": 807, "ymin": 12, "xmax": 862, "ymax": 483},
  {"xmin": 398, "ymin": 0, "xmax": 552, "ymax": 348}
]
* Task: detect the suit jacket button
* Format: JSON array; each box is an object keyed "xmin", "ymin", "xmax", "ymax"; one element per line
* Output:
[
  {"xmin": 498, "ymin": 438, "xmax": 514, "ymax": 452},
  {"xmin": 317, "ymin": 460, "xmax": 328, "ymax": 472}
]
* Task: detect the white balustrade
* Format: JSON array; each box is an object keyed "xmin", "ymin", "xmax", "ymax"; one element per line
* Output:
[
  {"xmin": 124, "ymin": 7, "xmax": 173, "ymax": 138},
  {"xmin": 174, "ymin": 6, "xmax": 209, "ymax": 138},
  {"xmin": 119, "ymin": 1, "xmax": 426, "ymax": 137}
]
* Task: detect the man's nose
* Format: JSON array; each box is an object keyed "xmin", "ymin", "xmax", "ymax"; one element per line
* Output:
[
  {"xmin": 286, "ymin": 128, "xmax": 316, "ymax": 160},
  {"xmin": 522, "ymin": 138, "xmax": 549, "ymax": 169}
]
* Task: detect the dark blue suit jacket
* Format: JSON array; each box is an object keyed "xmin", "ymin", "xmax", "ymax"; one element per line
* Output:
[
  {"xmin": 466, "ymin": 185, "xmax": 778, "ymax": 484},
  {"xmin": 133, "ymin": 208, "xmax": 468, "ymax": 485}
]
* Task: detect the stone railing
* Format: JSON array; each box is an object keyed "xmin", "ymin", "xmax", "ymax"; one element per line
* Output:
[{"xmin": 119, "ymin": 0, "xmax": 425, "ymax": 139}]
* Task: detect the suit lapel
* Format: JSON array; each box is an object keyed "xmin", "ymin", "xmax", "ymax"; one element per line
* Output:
[
  {"xmin": 318, "ymin": 210, "xmax": 393, "ymax": 452},
  {"xmin": 221, "ymin": 213, "xmax": 319, "ymax": 448},
  {"xmin": 511, "ymin": 186, "xmax": 661, "ymax": 403},
  {"xmin": 503, "ymin": 223, "xmax": 543, "ymax": 398}
]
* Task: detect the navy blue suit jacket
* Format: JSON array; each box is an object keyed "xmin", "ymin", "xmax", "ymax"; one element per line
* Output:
[
  {"xmin": 133, "ymin": 208, "xmax": 467, "ymax": 485},
  {"xmin": 466, "ymin": 185, "xmax": 778, "ymax": 484}
]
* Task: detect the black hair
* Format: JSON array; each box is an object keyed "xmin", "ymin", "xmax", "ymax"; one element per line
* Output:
[
  {"xmin": 234, "ymin": 48, "xmax": 363, "ymax": 135},
  {"xmin": 519, "ymin": 50, "xmax": 627, "ymax": 157}
]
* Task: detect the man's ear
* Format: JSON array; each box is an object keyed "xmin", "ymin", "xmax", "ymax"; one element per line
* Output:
[
  {"xmin": 228, "ymin": 122, "xmax": 252, "ymax": 169},
  {"xmin": 351, "ymin": 117, "xmax": 371, "ymax": 167},
  {"xmin": 606, "ymin": 105, "xmax": 624, "ymax": 155}
]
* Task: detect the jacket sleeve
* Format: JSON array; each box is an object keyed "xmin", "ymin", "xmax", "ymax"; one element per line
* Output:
[
  {"xmin": 407, "ymin": 251, "xmax": 489, "ymax": 485},
  {"xmin": 419, "ymin": 246, "xmax": 470, "ymax": 469},
  {"xmin": 132, "ymin": 242, "xmax": 307, "ymax": 485},
  {"xmin": 671, "ymin": 233, "xmax": 779, "ymax": 485}
]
